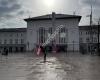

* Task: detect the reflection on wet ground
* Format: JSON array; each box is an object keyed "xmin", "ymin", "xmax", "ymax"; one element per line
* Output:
[{"xmin": 0, "ymin": 52, "xmax": 100, "ymax": 80}]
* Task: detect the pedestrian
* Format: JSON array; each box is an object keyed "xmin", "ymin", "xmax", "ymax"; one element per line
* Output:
[
  {"xmin": 5, "ymin": 48, "xmax": 8, "ymax": 56},
  {"xmin": 40, "ymin": 46, "xmax": 46, "ymax": 62},
  {"xmin": 2, "ymin": 48, "xmax": 5, "ymax": 55},
  {"xmin": 2, "ymin": 48, "xmax": 8, "ymax": 56}
]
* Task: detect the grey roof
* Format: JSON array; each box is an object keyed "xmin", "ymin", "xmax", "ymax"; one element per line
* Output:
[
  {"xmin": 0, "ymin": 28, "xmax": 27, "ymax": 32},
  {"xmin": 24, "ymin": 13, "xmax": 81, "ymax": 21},
  {"xmin": 79, "ymin": 25, "xmax": 100, "ymax": 30}
]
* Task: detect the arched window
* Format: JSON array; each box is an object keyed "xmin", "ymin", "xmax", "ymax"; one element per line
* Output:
[
  {"xmin": 39, "ymin": 27, "xmax": 45, "ymax": 43},
  {"xmin": 48, "ymin": 27, "xmax": 52, "ymax": 34},
  {"xmin": 59, "ymin": 27, "xmax": 66, "ymax": 43}
]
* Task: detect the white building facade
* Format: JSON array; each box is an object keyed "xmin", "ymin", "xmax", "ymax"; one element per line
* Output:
[
  {"xmin": 0, "ymin": 28, "xmax": 26, "ymax": 52},
  {"xmin": 24, "ymin": 12, "xmax": 81, "ymax": 52}
]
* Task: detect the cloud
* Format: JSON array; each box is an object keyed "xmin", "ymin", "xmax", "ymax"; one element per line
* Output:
[{"xmin": 0, "ymin": 0, "xmax": 22, "ymax": 18}]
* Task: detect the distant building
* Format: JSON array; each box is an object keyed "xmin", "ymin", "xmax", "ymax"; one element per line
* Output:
[
  {"xmin": 0, "ymin": 28, "xmax": 26, "ymax": 52},
  {"xmin": 79, "ymin": 25, "xmax": 100, "ymax": 52},
  {"xmin": 24, "ymin": 12, "xmax": 81, "ymax": 52}
]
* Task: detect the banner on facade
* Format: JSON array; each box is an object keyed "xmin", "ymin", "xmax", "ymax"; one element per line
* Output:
[{"xmin": 42, "ymin": 25, "xmax": 64, "ymax": 46}]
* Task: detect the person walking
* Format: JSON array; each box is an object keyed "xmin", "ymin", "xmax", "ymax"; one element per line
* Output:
[{"xmin": 40, "ymin": 46, "xmax": 46, "ymax": 62}]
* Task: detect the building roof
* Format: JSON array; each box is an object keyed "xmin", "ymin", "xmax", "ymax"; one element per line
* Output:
[
  {"xmin": 0, "ymin": 28, "xmax": 27, "ymax": 32},
  {"xmin": 24, "ymin": 13, "xmax": 81, "ymax": 22},
  {"xmin": 79, "ymin": 25, "xmax": 100, "ymax": 30}
]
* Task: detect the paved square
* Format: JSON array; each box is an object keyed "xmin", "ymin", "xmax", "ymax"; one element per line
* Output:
[{"xmin": 0, "ymin": 52, "xmax": 100, "ymax": 80}]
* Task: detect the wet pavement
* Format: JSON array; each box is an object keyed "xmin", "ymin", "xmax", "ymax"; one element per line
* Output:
[{"xmin": 0, "ymin": 52, "xmax": 100, "ymax": 80}]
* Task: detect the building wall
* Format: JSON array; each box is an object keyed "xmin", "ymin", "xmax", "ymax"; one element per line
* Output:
[
  {"xmin": 79, "ymin": 26, "xmax": 100, "ymax": 52},
  {"xmin": 79, "ymin": 30, "xmax": 100, "ymax": 43},
  {"xmin": 26, "ymin": 18, "xmax": 80, "ymax": 51},
  {"xmin": 0, "ymin": 31, "xmax": 26, "ymax": 52}
]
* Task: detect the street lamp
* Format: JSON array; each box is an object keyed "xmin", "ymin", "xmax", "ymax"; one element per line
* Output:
[
  {"xmin": 98, "ymin": 18, "xmax": 100, "ymax": 55},
  {"xmin": 72, "ymin": 41, "xmax": 75, "ymax": 53}
]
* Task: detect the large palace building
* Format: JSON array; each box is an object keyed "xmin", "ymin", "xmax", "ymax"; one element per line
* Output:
[
  {"xmin": 0, "ymin": 12, "xmax": 100, "ymax": 53},
  {"xmin": 24, "ymin": 12, "xmax": 81, "ymax": 52}
]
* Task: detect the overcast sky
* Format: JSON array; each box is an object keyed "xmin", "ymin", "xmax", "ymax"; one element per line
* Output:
[{"xmin": 0, "ymin": 0, "xmax": 100, "ymax": 28}]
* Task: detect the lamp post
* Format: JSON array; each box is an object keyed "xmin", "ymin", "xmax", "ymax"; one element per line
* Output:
[
  {"xmin": 90, "ymin": 5, "xmax": 93, "ymax": 54},
  {"xmin": 86, "ymin": 5, "xmax": 93, "ymax": 54},
  {"xmin": 98, "ymin": 19, "xmax": 100, "ymax": 56},
  {"xmin": 73, "ymin": 41, "xmax": 75, "ymax": 53},
  {"xmin": 27, "ymin": 42, "xmax": 29, "ymax": 51}
]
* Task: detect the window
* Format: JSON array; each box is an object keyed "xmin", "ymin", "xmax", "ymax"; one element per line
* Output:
[
  {"xmin": 39, "ymin": 27, "xmax": 45, "ymax": 43},
  {"xmin": 86, "ymin": 38, "xmax": 89, "ymax": 43},
  {"xmin": 59, "ymin": 27, "xmax": 66, "ymax": 43},
  {"xmin": 60, "ymin": 27, "xmax": 65, "ymax": 33},
  {"xmin": 4, "ymin": 39, "xmax": 7, "ymax": 44},
  {"xmin": 48, "ymin": 27, "xmax": 52, "ymax": 34},
  {"xmin": 80, "ymin": 38, "xmax": 83, "ymax": 43},
  {"xmin": 47, "ymin": 27, "xmax": 52, "ymax": 38},
  {"xmin": 94, "ymin": 32, "xmax": 97, "ymax": 35},
  {"xmin": 94, "ymin": 38, "xmax": 97, "ymax": 43},
  {"xmin": 10, "ymin": 34, "xmax": 12, "ymax": 37},
  {"xmin": 59, "ymin": 38, "xmax": 66, "ymax": 43},
  {"xmin": 29, "ymin": 29, "xmax": 33, "ymax": 35},
  {"xmin": 0, "ymin": 40, "xmax": 2, "ymax": 44},
  {"xmin": 88, "ymin": 32, "xmax": 90, "ymax": 35},
  {"xmin": 16, "ymin": 33, "xmax": 18, "ymax": 37},
  {"xmin": 21, "ymin": 39, "xmax": 24, "ymax": 44},
  {"xmin": 15, "ymin": 39, "xmax": 18, "ymax": 44},
  {"xmin": 86, "ymin": 32, "xmax": 88, "ymax": 35},
  {"xmin": 21, "ymin": 33, "xmax": 23, "ymax": 36},
  {"xmin": 9, "ymin": 39, "xmax": 13, "ymax": 44},
  {"xmin": 80, "ymin": 32, "xmax": 82, "ymax": 35}
]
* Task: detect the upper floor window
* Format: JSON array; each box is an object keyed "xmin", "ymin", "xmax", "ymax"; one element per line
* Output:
[
  {"xmin": 21, "ymin": 39, "xmax": 24, "ymax": 44},
  {"xmin": 79, "ymin": 32, "xmax": 82, "ymax": 35},
  {"xmin": 48, "ymin": 27, "xmax": 52, "ymax": 34},
  {"xmin": 79, "ymin": 38, "xmax": 83, "ymax": 43},
  {"xmin": 60, "ymin": 27, "xmax": 65, "ymax": 33},
  {"xmin": 21, "ymin": 33, "xmax": 23, "ymax": 36},
  {"xmin": 4, "ymin": 39, "xmax": 7, "ymax": 44},
  {"xmin": 59, "ymin": 27, "xmax": 66, "ymax": 43},
  {"xmin": 15, "ymin": 39, "xmax": 18, "ymax": 44},
  {"xmin": 86, "ymin": 38, "xmax": 90, "ymax": 43},
  {"xmin": 16, "ymin": 33, "xmax": 18, "ymax": 37},
  {"xmin": 10, "ymin": 34, "xmax": 13, "ymax": 37},
  {"xmin": 9, "ymin": 39, "xmax": 13, "ymax": 44}
]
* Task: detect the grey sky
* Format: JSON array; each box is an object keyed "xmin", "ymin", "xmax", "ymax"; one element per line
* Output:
[{"xmin": 0, "ymin": 0, "xmax": 100, "ymax": 28}]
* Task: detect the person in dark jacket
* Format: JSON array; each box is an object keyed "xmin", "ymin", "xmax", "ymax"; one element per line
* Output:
[{"xmin": 40, "ymin": 46, "xmax": 46, "ymax": 62}]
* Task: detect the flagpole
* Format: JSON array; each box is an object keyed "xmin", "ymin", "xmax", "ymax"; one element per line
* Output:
[{"xmin": 90, "ymin": 4, "xmax": 93, "ymax": 54}]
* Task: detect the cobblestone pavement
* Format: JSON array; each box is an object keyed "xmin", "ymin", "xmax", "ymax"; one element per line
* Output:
[{"xmin": 0, "ymin": 52, "xmax": 100, "ymax": 80}]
